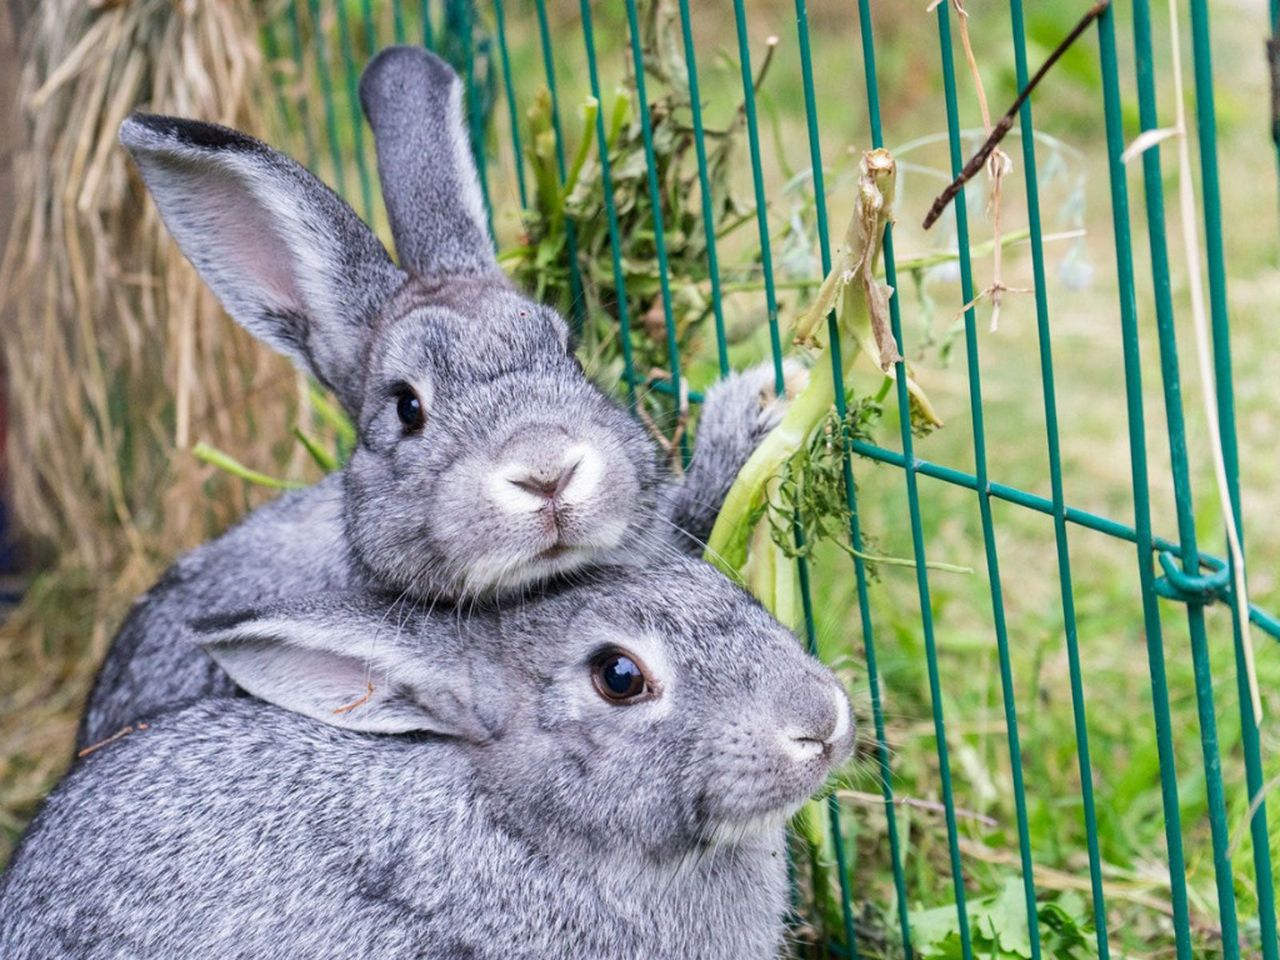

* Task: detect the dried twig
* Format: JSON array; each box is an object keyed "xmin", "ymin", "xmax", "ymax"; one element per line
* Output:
[
  {"xmin": 838, "ymin": 788, "xmax": 999, "ymax": 828},
  {"xmin": 76, "ymin": 722, "xmax": 149, "ymax": 758},
  {"xmin": 949, "ymin": 0, "xmax": 1018, "ymax": 330},
  {"xmin": 635, "ymin": 370, "xmax": 689, "ymax": 474},
  {"xmin": 333, "ymin": 680, "xmax": 375, "ymax": 716},
  {"xmin": 922, "ymin": 0, "xmax": 1111, "ymax": 230}
]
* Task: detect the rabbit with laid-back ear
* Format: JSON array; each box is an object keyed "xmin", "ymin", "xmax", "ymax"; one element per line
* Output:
[
  {"xmin": 1, "ymin": 557, "xmax": 854, "ymax": 960},
  {"xmin": 78, "ymin": 46, "xmax": 800, "ymax": 746}
]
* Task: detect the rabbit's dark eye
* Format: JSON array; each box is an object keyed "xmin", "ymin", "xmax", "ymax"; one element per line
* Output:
[
  {"xmin": 590, "ymin": 648, "xmax": 653, "ymax": 704},
  {"xmin": 393, "ymin": 385, "xmax": 425, "ymax": 433}
]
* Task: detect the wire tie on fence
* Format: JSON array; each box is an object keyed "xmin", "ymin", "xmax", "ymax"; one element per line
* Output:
[{"xmin": 1154, "ymin": 550, "xmax": 1231, "ymax": 604}]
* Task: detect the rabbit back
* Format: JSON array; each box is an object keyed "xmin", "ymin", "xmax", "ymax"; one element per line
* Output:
[
  {"xmin": 5, "ymin": 698, "xmax": 787, "ymax": 960},
  {"xmin": 77, "ymin": 474, "xmax": 354, "ymax": 747}
]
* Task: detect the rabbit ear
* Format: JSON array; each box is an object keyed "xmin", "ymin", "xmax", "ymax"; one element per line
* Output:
[
  {"xmin": 119, "ymin": 113, "xmax": 406, "ymax": 412},
  {"xmin": 359, "ymin": 46, "xmax": 496, "ymax": 279},
  {"xmin": 194, "ymin": 601, "xmax": 499, "ymax": 741}
]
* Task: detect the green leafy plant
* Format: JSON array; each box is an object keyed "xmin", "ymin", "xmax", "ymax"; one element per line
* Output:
[{"xmin": 911, "ymin": 880, "xmax": 1098, "ymax": 960}]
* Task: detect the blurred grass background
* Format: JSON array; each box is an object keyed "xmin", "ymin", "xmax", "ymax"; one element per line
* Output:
[{"xmin": 2, "ymin": 0, "xmax": 1280, "ymax": 956}]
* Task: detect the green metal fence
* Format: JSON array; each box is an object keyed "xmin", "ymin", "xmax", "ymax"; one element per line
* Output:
[{"xmin": 262, "ymin": 1, "xmax": 1278, "ymax": 957}]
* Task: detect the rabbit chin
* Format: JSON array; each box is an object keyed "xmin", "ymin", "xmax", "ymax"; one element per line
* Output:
[
  {"xmin": 461, "ymin": 515, "xmax": 634, "ymax": 595},
  {"xmin": 461, "ymin": 542, "xmax": 601, "ymax": 595}
]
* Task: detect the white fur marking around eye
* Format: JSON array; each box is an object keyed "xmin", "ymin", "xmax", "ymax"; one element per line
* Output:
[
  {"xmin": 829, "ymin": 686, "xmax": 850, "ymax": 745},
  {"xmin": 558, "ymin": 442, "xmax": 603, "ymax": 506},
  {"xmin": 618, "ymin": 631, "xmax": 673, "ymax": 720},
  {"xmin": 407, "ymin": 375, "xmax": 434, "ymax": 420}
]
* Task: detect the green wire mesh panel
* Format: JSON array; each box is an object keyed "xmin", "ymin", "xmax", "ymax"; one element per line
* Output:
[{"xmin": 264, "ymin": 2, "xmax": 1278, "ymax": 957}]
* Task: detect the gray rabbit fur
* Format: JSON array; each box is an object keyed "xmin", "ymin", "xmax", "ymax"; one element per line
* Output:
[
  {"xmin": 2, "ymin": 558, "xmax": 854, "ymax": 959},
  {"xmin": 79, "ymin": 47, "xmax": 796, "ymax": 746}
]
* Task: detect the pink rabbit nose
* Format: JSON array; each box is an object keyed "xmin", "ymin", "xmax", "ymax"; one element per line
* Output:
[
  {"xmin": 487, "ymin": 441, "xmax": 603, "ymax": 516},
  {"xmin": 509, "ymin": 459, "xmax": 579, "ymax": 501}
]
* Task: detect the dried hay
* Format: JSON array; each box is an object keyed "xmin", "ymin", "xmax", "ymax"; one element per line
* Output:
[{"xmin": 0, "ymin": 0, "xmax": 308, "ymax": 861}]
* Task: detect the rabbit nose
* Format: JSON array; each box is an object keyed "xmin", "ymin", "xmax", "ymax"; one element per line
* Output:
[
  {"xmin": 488, "ymin": 441, "xmax": 603, "ymax": 515},
  {"xmin": 776, "ymin": 678, "xmax": 853, "ymax": 764},
  {"xmin": 510, "ymin": 459, "xmax": 579, "ymax": 501}
]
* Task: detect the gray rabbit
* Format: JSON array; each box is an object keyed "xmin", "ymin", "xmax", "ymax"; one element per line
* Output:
[
  {"xmin": 79, "ymin": 47, "xmax": 798, "ymax": 746},
  {"xmin": 2, "ymin": 557, "xmax": 854, "ymax": 959}
]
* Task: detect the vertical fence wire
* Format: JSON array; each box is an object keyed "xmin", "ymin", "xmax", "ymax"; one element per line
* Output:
[
  {"xmin": 286, "ymin": 0, "xmax": 319, "ymax": 170},
  {"xmin": 393, "ymin": 1, "xmax": 406, "ymax": 45},
  {"xmin": 1128, "ymin": 0, "xmax": 1242, "ymax": 953},
  {"xmin": 674, "ymin": 0, "xmax": 729, "ymax": 380},
  {"xmin": 1273, "ymin": 0, "xmax": 1280, "ymax": 253},
  {"xmin": 262, "ymin": 21, "xmax": 293, "ymax": 148},
  {"xmin": 334, "ymin": 0, "xmax": 376, "ymax": 222},
  {"xmin": 725, "ymin": 7, "xmax": 858, "ymax": 950},
  {"xmin": 1187, "ymin": 1, "xmax": 1280, "ymax": 954},
  {"xmin": 492, "ymin": 0, "xmax": 528, "ymax": 210},
  {"xmin": 576, "ymin": 0, "xmax": 639, "ymax": 412},
  {"xmin": 622, "ymin": 0, "xmax": 689, "ymax": 467},
  {"xmin": 790, "ymin": 3, "xmax": 905, "ymax": 954},
  {"xmin": 1004, "ymin": 2, "xmax": 1111, "ymax": 956},
  {"xmin": 421, "ymin": 0, "xmax": 434, "ymax": 49},
  {"xmin": 532, "ymin": 0, "xmax": 586, "ymax": 337},
  {"xmin": 306, "ymin": 0, "xmax": 348, "ymax": 198},
  {"xmin": 930, "ymin": 8, "xmax": 1042, "ymax": 959},
  {"xmin": 849, "ymin": 5, "xmax": 916, "ymax": 954},
  {"xmin": 850, "ymin": 0, "xmax": 975, "ymax": 951},
  {"xmin": 459, "ymin": 0, "xmax": 494, "ymax": 238},
  {"xmin": 729, "ymin": 0, "xmax": 785, "ymax": 395},
  {"xmin": 360, "ymin": 0, "xmax": 377, "ymax": 53},
  {"xmin": 1095, "ymin": 7, "xmax": 1196, "ymax": 959}
]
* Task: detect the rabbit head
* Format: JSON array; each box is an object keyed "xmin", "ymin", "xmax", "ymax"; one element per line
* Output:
[
  {"xmin": 119, "ymin": 47, "xmax": 662, "ymax": 602},
  {"xmin": 198, "ymin": 555, "xmax": 855, "ymax": 861}
]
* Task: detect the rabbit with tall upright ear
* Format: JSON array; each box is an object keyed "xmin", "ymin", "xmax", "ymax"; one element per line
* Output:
[
  {"xmin": 77, "ymin": 47, "xmax": 798, "ymax": 747},
  {"xmin": 1, "ymin": 557, "xmax": 853, "ymax": 959}
]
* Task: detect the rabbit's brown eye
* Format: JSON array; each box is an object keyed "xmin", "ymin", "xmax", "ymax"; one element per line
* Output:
[
  {"xmin": 590, "ymin": 648, "xmax": 652, "ymax": 704},
  {"xmin": 393, "ymin": 385, "xmax": 425, "ymax": 433}
]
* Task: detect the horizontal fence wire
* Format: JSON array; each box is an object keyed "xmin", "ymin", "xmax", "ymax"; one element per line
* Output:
[{"xmin": 260, "ymin": 2, "xmax": 1280, "ymax": 956}]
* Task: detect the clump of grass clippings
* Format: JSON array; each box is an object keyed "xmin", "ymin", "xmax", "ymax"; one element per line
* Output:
[{"xmin": 501, "ymin": 0, "xmax": 765, "ymax": 399}]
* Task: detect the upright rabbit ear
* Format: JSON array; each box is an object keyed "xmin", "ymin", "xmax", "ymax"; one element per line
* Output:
[
  {"xmin": 119, "ymin": 113, "xmax": 406, "ymax": 412},
  {"xmin": 360, "ymin": 46, "xmax": 496, "ymax": 279},
  {"xmin": 194, "ymin": 599, "xmax": 500, "ymax": 741}
]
